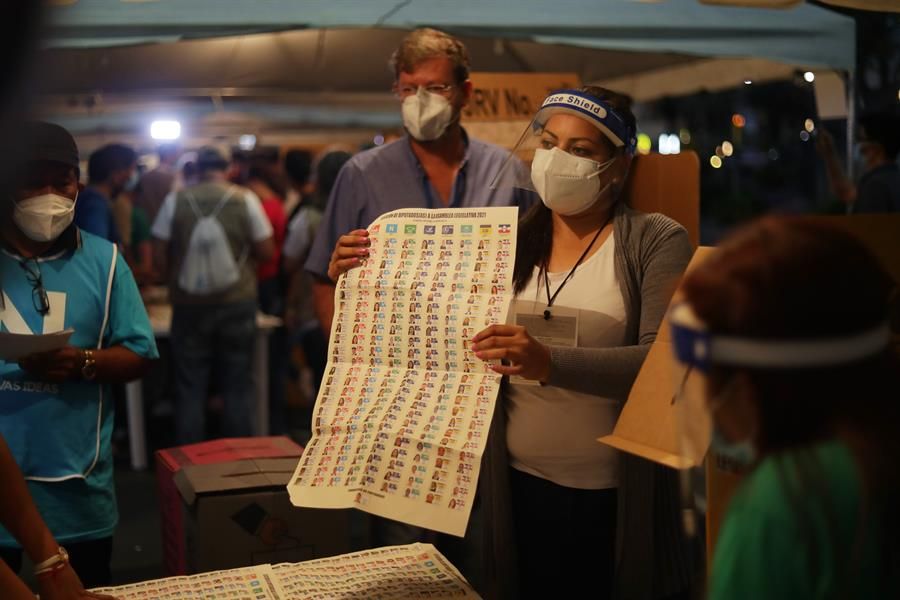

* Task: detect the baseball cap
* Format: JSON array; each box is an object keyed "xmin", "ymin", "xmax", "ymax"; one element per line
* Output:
[{"xmin": 23, "ymin": 121, "xmax": 80, "ymax": 169}]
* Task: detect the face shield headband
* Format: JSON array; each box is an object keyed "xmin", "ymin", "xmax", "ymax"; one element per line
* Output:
[
  {"xmin": 533, "ymin": 90, "xmax": 637, "ymax": 156},
  {"xmin": 669, "ymin": 302, "xmax": 891, "ymax": 373}
]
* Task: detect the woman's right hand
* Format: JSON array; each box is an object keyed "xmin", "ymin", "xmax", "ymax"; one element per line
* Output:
[{"xmin": 327, "ymin": 229, "xmax": 370, "ymax": 282}]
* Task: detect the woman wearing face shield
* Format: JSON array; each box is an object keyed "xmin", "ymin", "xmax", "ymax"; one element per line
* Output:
[
  {"xmin": 672, "ymin": 217, "xmax": 899, "ymax": 599},
  {"xmin": 474, "ymin": 87, "xmax": 694, "ymax": 599}
]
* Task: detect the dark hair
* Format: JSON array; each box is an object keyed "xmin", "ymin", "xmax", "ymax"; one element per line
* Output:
[
  {"xmin": 88, "ymin": 143, "xmax": 136, "ymax": 184},
  {"xmin": 512, "ymin": 86, "xmax": 635, "ymax": 295},
  {"xmin": 682, "ymin": 215, "xmax": 900, "ymax": 584},
  {"xmin": 311, "ymin": 150, "xmax": 352, "ymax": 211},
  {"xmin": 580, "ymin": 85, "xmax": 636, "ymax": 149},
  {"xmin": 248, "ymin": 148, "xmax": 287, "ymax": 198},
  {"xmin": 284, "ymin": 149, "xmax": 313, "ymax": 186},
  {"xmin": 859, "ymin": 111, "xmax": 900, "ymax": 160},
  {"xmin": 157, "ymin": 143, "xmax": 180, "ymax": 163}
]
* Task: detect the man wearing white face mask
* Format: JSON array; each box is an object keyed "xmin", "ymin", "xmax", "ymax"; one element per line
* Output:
[
  {"xmin": 472, "ymin": 87, "xmax": 694, "ymax": 599},
  {"xmin": 305, "ymin": 27, "xmax": 536, "ymax": 335},
  {"xmin": 74, "ymin": 143, "xmax": 137, "ymax": 244},
  {"xmin": 0, "ymin": 121, "xmax": 158, "ymax": 588},
  {"xmin": 303, "ymin": 28, "xmax": 535, "ymax": 586}
]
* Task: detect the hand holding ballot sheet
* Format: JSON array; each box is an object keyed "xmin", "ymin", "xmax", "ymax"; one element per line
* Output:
[{"xmin": 288, "ymin": 207, "xmax": 518, "ymax": 537}]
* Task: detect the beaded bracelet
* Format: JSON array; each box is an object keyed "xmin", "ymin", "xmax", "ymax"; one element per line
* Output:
[{"xmin": 33, "ymin": 547, "xmax": 69, "ymax": 577}]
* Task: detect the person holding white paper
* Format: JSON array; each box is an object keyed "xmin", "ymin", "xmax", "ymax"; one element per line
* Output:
[
  {"xmin": 0, "ymin": 121, "xmax": 158, "ymax": 587},
  {"xmin": 472, "ymin": 87, "xmax": 693, "ymax": 599}
]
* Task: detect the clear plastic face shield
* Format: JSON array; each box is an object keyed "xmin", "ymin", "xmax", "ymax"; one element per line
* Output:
[
  {"xmin": 668, "ymin": 301, "xmax": 892, "ymax": 540},
  {"xmin": 489, "ymin": 89, "xmax": 637, "ymax": 215}
]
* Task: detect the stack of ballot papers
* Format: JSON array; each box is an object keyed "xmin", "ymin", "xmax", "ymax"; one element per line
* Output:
[{"xmin": 92, "ymin": 543, "xmax": 481, "ymax": 599}]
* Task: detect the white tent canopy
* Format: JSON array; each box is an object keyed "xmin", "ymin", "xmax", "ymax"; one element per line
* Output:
[
  {"xmin": 46, "ymin": 0, "xmax": 855, "ymax": 70},
  {"xmin": 39, "ymin": 0, "xmax": 855, "ymax": 139}
]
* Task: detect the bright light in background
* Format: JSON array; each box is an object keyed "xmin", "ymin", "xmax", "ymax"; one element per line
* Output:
[
  {"xmin": 715, "ymin": 145, "xmax": 725, "ymax": 158},
  {"xmin": 800, "ymin": 131, "xmax": 810, "ymax": 142},
  {"xmin": 150, "ymin": 120, "xmax": 181, "ymax": 140},
  {"xmin": 803, "ymin": 71, "xmax": 815, "ymax": 83},
  {"xmin": 238, "ymin": 134, "xmax": 257, "ymax": 151},
  {"xmin": 732, "ymin": 114, "xmax": 746, "ymax": 128},
  {"xmin": 804, "ymin": 119, "xmax": 815, "ymax": 133},
  {"xmin": 658, "ymin": 134, "xmax": 681, "ymax": 155},
  {"xmin": 679, "ymin": 129, "xmax": 691, "ymax": 145},
  {"xmin": 744, "ymin": 80, "xmax": 752, "ymax": 85},
  {"xmin": 768, "ymin": 148, "xmax": 779, "ymax": 161},
  {"xmin": 721, "ymin": 141, "xmax": 734, "ymax": 157},
  {"xmin": 373, "ymin": 134, "xmax": 385, "ymax": 146},
  {"xmin": 710, "ymin": 156, "xmax": 723, "ymax": 169},
  {"xmin": 636, "ymin": 133, "xmax": 652, "ymax": 155}
]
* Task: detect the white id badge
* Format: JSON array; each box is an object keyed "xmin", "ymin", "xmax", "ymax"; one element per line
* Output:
[{"xmin": 510, "ymin": 300, "xmax": 579, "ymax": 386}]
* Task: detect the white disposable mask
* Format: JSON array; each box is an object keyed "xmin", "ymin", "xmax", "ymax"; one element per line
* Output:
[
  {"xmin": 13, "ymin": 192, "xmax": 78, "ymax": 242},
  {"xmin": 401, "ymin": 87, "xmax": 454, "ymax": 142},
  {"xmin": 530, "ymin": 147, "xmax": 616, "ymax": 216}
]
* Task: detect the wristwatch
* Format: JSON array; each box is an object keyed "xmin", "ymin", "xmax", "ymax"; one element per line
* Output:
[{"xmin": 81, "ymin": 349, "xmax": 98, "ymax": 381}]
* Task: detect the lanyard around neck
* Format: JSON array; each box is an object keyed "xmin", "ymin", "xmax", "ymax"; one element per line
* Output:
[{"xmin": 542, "ymin": 215, "xmax": 613, "ymax": 320}]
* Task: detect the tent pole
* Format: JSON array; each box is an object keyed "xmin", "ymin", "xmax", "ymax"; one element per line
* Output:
[{"xmin": 845, "ymin": 69, "xmax": 856, "ymax": 214}]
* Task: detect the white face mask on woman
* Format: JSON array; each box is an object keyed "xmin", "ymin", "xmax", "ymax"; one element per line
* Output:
[
  {"xmin": 530, "ymin": 147, "xmax": 616, "ymax": 216},
  {"xmin": 12, "ymin": 192, "xmax": 78, "ymax": 242},
  {"xmin": 401, "ymin": 87, "xmax": 455, "ymax": 142}
]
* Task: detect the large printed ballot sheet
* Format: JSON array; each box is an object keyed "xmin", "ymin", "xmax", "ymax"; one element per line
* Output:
[
  {"xmin": 287, "ymin": 207, "xmax": 518, "ymax": 536},
  {"xmin": 274, "ymin": 543, "xmax": 480, "ymax": 598},
  {"xmin": 91, "ymin": 564, "xmax": 285, "ymax": 599},
  {"xmin": 92, "ymin": 543, "xmax": 481, "ymax": 599}
]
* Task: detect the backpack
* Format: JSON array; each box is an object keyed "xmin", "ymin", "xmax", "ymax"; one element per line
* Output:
[{"xmin": 178, "ymin": 187, "xmax": 247, "ymax": 295}]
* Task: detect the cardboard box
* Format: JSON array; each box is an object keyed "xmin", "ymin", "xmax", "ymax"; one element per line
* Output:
[
  {"xmin": 599, "ymin": 214, "xmax": 900, "ymax": 560},
  {"xmin": 156, "ymin": 436, "xmax": 338, "ymax": 575},
  {"xmin": 174, "ymin": 456, "xmax": 351, "ymax": 573}
]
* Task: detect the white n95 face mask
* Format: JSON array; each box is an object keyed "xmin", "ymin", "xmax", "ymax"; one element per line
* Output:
[
  {"xmin": 402, "ymin": 87, "xmax": 454, "ymax": 142},
  {"xmin": 530, "ymin": 147, "xmax": 616, "ymax": 216},
  {"xmin": 13, "ymin": 193, "xmax": 77, "ymax": 242}
]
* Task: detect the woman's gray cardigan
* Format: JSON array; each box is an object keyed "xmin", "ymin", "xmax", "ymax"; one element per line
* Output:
[{"xmin": 480, "ymin": 203, "xmax": 695, "ymax": 600}]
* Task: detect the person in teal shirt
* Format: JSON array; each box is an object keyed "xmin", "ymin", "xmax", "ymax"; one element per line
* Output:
[
  {"xmin": 0, "ymin": 122, "xmax": 158, "ymax": 588},
  {"xmin": 672, "ymin": 216, "xmax": 899, "ymax": 599}
]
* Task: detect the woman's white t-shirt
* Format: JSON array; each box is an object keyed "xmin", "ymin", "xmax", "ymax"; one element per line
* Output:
[{"xmin": 507, "ymin": 233, "xmax": 627, "ymax": 490}]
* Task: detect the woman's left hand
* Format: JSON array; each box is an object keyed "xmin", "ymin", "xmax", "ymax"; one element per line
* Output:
[{"xmin": 471, "ymin": 324, "xmax": 551, "ymax": 382}]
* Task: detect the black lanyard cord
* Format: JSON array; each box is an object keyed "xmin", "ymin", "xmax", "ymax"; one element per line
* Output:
[{"xmin": 542, "ymin": 215, "xmax": 613, "ymax": 320}]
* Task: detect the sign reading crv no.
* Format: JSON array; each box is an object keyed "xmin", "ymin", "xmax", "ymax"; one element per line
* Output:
[{"xmin": 463, "ymin": 73, "xmax": 581, "ymax": 121}]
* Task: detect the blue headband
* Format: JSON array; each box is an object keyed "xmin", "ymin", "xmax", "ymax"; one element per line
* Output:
[
  {"xmin": 669, "ymin": 303, "xmax": 890, "ymax": 373},
  {"xmin": 534, "ymin": 89, "xmax": 637, "ymax": 155}
]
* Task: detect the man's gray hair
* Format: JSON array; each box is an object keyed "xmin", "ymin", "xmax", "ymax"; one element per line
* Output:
[{"xmin": 390, "ymin": 28, "xmax": 470, "ymax": 84}]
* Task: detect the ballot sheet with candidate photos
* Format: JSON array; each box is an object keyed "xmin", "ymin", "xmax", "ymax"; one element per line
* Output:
[
  {"xmin": 90, "ymin": 565, "xmax": 284, "ymax": 599},
  {"xmin": 91, "ymin": 544, "xmax": 480, "ymax": 599},
  {"xmin": 287, "ymin": 207, "xmax": 518, "ymax": 536},
  {"xmin": 273, "ymin": 542, "xmax": 480, "ymax": 599}
]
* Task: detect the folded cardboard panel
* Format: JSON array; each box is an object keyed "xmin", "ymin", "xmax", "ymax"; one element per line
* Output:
[{"xmin": 598, "ymin": 246, "xmax": 715, "ymax": 470}]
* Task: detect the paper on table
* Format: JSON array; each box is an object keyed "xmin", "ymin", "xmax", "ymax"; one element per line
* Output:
[
  {"xmin": 274, "ymin": 543, "xmax": 481, "ymax": 599},
  {"xmin": 91, "ymin": 564, "xmax": 286, "ymax": 599},
  {"xmin": 287, "ymin": 207, "xmax": 518, "ymax": 537},
  {"xmin": 0, "ymin": 328, "xmax": 74, "ymax": 361},
  {"xmin": 91, "ymin": 544, "xmax": 481, "ymax": 599}
]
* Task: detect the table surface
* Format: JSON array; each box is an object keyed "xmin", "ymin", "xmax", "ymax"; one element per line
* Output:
[{"xmin": 145, "ymin": 303, "xmax": 282, "ymax": 336}]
